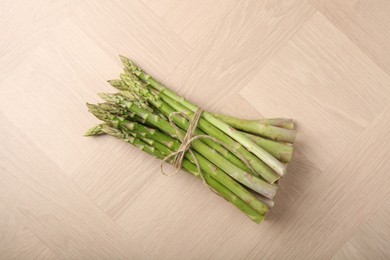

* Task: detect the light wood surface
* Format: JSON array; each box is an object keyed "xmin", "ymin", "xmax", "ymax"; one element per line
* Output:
[{"xmin": 1, "ymin": 0, "xmax": 389, "ymax": 259}]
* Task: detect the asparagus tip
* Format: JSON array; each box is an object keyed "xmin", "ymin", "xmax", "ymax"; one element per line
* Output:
[
  {"xmin": 86, "ymin": 102, "xmax": 95, "ymax": 111},
  {"xmin": 97, "ymin": 92, "xmax": 111, "ymax": 101},
  {"xmin": 118, "ymin": 55, "xmax": 142, "ymax": 76},
  {"xmin": 86, "ymin": 103, "xmax": 110, "ymax": 121},
  {"xmin": 84, "ymin": 124, "xmax": 105, "ymax": 136},
  {"xmin": 108, "ymin": 79, "xmax": 128, "ymax": 91},
  {"xmin": 118, "ymin": 54, "xmax": 127, "ymax": 61},
  {"xmin": 119, "ymin": 55, "xmax": 131, "ymax": 67}
]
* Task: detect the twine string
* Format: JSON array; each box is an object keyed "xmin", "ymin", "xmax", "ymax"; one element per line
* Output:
[{"xmin": 160, "ymin": 108, "xmax": 256, "ymax": 191}]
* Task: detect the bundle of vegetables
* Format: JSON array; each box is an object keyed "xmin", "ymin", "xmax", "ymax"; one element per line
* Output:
[{"xmin": 85, "ymin": 56, "xmax": 297, "ymax": 223}]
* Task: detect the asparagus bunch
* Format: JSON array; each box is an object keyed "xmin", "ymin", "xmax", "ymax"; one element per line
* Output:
[{"xmin": 85, "ymin": 56, "xmax": 297, "ymax": 223}]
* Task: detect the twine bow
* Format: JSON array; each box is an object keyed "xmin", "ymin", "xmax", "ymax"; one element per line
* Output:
[{"xmin": 160, "ymin": 108, "xmax": 209, "ymax": 185}]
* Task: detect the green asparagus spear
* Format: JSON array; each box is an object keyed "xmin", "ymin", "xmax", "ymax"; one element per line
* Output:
[
  {"xmin": 119, "ymin": 55, "xmax": 287, "ymax": 176},
  {"xmin": 212, "ymin": 113, "xmax": 296, "ymax": 142},
  {"xmin": 88, "ymin": 103, "xmax": 278, "ymax": 199}
]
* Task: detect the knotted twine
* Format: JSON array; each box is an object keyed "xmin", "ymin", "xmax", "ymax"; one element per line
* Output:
[{"xmin": 160, "ymin": 108, "xmax": 256, "ymax": 191}]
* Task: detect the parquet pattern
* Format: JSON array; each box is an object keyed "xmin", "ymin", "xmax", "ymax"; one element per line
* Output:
[{"xmin": 1, "ymin": 0, "xmax": 389, "ymax": 258}]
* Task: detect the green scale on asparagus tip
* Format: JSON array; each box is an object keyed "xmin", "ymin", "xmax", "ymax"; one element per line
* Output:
[{"xmin": 84, "ymin": 124, "xmax": 105, "ymax": 136}]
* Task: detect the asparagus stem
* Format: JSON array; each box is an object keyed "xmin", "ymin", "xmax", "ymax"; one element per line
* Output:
[
  {"xmin": 211, "ymin": 113, "xmax": 296, "ymax": 142},
  {"xmin": 120, "ymin": 56, "xmax": 287, "ymax": 176},
  {"xmin": 89, "ymin": 103, "xmax": 278, "ymax": 199},
  {"xmin": 241, "ymin": 132, "xmax": 293, "ymax": 163},
  {"xmin": 250, "ymin": 192, "xmax": 275, "ymax": 209},
  {"xmin": 213, "ymin": 114, "xmax": 295, "ymax": 130}
]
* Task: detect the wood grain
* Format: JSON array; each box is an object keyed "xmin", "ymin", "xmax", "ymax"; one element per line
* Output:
[
  {"xmin": 0, "ymin": 202, "xmax": 58, "ymax": 259},
  {"xmin": 1, "ymin": 0, "xmax": 390, "ymax": 259},
  {"xmin": 164, "ymin": 0, "xmax": 316, "ymax": 111},
  {"xmin": 332, "ymin": 198, "xmax": 390, "ymax": 259},
  {"xmin": 0, "ymin": 0, "xmax": 79, "ymax": 78},
  {"xmin": 240, "ymin": 12, "xmax": 390, "ymax": 170},
  {"xmin": 311, "ymin": 0, "xmax": 390, "ymax": 74},
  {"xmin": 0, "ymin": 113, "xmax": 149, "ymax": 259},
  {"xmin": 140, "ymin": 0, "xmax": 238, "ymax": 47}
]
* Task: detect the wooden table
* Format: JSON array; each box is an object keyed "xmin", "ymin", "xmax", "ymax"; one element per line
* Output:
[{"xmin": 1, "ymin": 0, "xmax": 390, "ymax": 259}]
